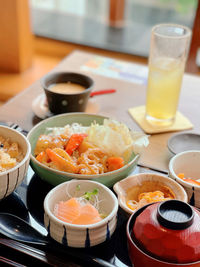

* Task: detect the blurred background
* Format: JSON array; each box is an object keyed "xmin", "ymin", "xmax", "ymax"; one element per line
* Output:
[
  {"xmin": 31, "ymin": 0, "xmax": 197, "ymax": 57},
  {"xmin": 0, "ymin": 0, "xmax": 199, "ymax": 104}
]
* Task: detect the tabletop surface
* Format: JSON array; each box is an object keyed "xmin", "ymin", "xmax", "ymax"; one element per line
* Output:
[
  {"xmin": 0, "ymin": 50, "xmax": 200, "ymax": 173},
  {"xmin": 1, "ymin": 50, "xmax": 200, "ymax": 266}
]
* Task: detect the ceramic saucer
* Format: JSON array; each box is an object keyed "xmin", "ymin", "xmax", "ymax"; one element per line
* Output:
[
  {"xmin": 32, "ymin": 94, "xmax": 99, "ymax": 119},
  {"xmin": 168, "ymin": 132, "xmax": 200, "ymax": 154}
]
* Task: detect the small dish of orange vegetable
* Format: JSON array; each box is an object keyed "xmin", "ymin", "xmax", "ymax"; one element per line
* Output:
[
  {"xmin": 169, "ymin": 150, "xmax": 200, "ymax": 208},
  {"xmin": 113, "ymin": 173, "xmax": 188, "ymax": 215},
  {"xmin": 177, "ymin": 173, "xmax": 200, "ymax": 186}
]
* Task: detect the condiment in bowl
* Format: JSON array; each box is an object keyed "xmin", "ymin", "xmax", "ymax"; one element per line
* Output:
[{"xmin": 113, "ymin": 173, "xmax": 187, "ymax": 215}]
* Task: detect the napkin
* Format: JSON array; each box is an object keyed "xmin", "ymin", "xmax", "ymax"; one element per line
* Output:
[{"xmin": 128, "ymin": 105, "xmax": 193, "ymax": 134}]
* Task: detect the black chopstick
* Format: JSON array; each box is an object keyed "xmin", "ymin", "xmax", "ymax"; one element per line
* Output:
[
  {"xmin": 0, "ymin": 237, "xmax": 117, "ymax": 267},
  {"xmin": 0, "ymin": 256, "xmax": 25, "ymax": 267}
]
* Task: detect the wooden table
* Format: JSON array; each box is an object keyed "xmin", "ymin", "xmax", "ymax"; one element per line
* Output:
[{"xmin": 0, "ymin": 50, "xmax": 200, "ymax": 173}]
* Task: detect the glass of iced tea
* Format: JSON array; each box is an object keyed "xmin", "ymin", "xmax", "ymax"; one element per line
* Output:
[{"xmin": 145, "ymin": 24, "xmax": 191, "ymax": 126}]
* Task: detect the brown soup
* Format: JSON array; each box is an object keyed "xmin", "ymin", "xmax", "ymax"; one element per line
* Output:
[{"xmin": 49, "ymin": 82, "xmax": 86, "ymax": 94}]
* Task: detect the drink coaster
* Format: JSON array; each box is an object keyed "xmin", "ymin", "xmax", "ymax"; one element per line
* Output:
[{"xmin": 128, "ymin": 105, "xmax": 193, "ymax": 134}]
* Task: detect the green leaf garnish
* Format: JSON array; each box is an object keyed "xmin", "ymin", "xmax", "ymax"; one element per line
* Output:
[
  {"xmin": 76, "ymin": 184, "xmax": 81, "ymax": 191},
  {"xmin": 83, "ymin": 188, "xmax": 99, "ymax": 201},
  {"xmin": 100, "ymin": 213, "xmax": 107, "ymax": 219}
]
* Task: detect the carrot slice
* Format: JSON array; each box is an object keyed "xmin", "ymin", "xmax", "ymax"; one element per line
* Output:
[
  {"xmin": 36, "ymin": 151, "xmax": 45, "ymax": 162},
  {"xmin": 107, "ymin": 157, "xmax": 124, "ymax": 172},
  {"xmin": 52, "ymin": 147, "xmax": 72, "ymax": 162},
  {"xmin": 46, "ymin": 148, "xmax": 77, "ymax": 173},
  {"xmin": 177, "ymin": 173, "xmax": 185, "ymax": 179},
  {"xmin": 78, "ymin": 140, "xmax": 96, "ymax": 154},
  {"xmin": 183, "ymin": 178, "xmax": 200, "ymax": 186},
  {"xmin": 65, "ymin": 133, "xmax": 87, "ymax": 155},
  {"xmin": 177, "ymin": 173, "xmax": 200, "ymax": 186},
  {"xmin": 36, "ymin": 151, "xmax": 50, "ymax": 163}
]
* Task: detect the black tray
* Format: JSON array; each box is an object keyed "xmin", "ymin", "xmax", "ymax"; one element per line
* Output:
[{"xmin": 0, "ymin": 167, "xmax": 133, "ymax": 267}]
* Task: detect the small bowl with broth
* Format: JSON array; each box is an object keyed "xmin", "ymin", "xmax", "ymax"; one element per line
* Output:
[{"xmin": 41, "ymin": 72, "xmax": 94, "ymax": 114}]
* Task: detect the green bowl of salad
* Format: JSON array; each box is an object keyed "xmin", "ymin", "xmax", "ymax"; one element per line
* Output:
[{"xmin": 27, "ymin": 113, "xmax": 148, "ymax": 187}]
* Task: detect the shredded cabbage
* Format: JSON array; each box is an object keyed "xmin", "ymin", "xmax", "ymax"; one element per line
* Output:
[
  {"xmin": 86, "ymin": 119, "xmax": 149, "ymax": 162},
  {"xmin": 45, "ymin": 123, "xmax": 87, "ymax": 136}
]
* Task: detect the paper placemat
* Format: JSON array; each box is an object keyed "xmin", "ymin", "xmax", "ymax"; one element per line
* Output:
[
  {"xmin": 129, "ymin": 105, "xmax": 193, "ymax": 134},
  {"xmin": 81, "ymin": 56, "xmax": 148, "ymax": 85}
]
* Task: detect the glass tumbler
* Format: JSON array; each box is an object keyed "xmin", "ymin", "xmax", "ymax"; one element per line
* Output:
[{"xmin": 145, "ymin": 24, "xmax": 191, "ymax": 126}]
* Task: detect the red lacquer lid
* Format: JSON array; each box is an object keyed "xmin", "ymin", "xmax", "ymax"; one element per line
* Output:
[{"xmin": 133, "ymin": 200, "xmax": 200, "ymax": 263}]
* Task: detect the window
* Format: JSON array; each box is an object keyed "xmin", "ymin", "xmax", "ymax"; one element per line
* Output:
[{"xmin": 31, "ymin": 0, "xmax": 197, "ymax": 58}]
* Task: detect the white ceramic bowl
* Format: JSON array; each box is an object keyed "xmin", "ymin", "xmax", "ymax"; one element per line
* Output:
[
  {"xmin": 0, "ymin": 126, "xmax": 31, "ymax": 200},
  {"xmin": 113, "ymin": 173, "xmax": 188, "ymax": 215},
  {"xmin": 169, "ymin": 150, "xmax": 200, "ymax": 208},
  {"xmin": 44, "ymin": 180, "xmax": 118, "ymax": 248}
]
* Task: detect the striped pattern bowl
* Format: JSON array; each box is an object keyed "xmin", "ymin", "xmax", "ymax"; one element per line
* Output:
[
  {"xmin": 0, "ymin": 126, "xmax": 31, "ymax": 200},
  {"xmin": 169, "ymin": 150, "xmax": 200, "ymax": 208},
  {"xmin": 44, "ymin": 180, "xmax": 118, "ymax": 248}
]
